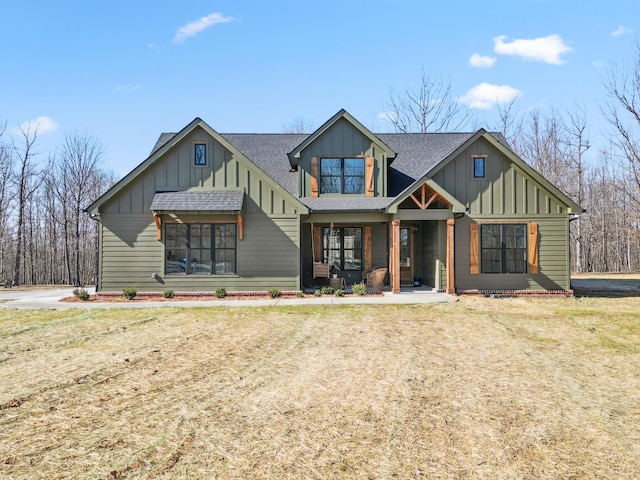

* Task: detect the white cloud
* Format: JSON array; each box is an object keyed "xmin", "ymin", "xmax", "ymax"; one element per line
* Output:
[
  {"xmin": 593, "ymin": 60, "xmax": 605, "ymax": 68},
  {"xmin": 493, "ymin": 34, "xmax": 572, "ymax": 65},
  {"xmin": 18, "ymin": 116, "xmax": 58, "ymax": 134},
  {"xmin": 469, "ymin": 53, "xmax": 496, "ymax": 68},
  {"xmin": 173, "ymin": 12, "xmax": 234, "ymax": 44},
  {"xmin": 459, "ymin": 83, "xmax": 522, "ymax": 110},
  {"xmin": 612, "ymin": 25, "xmax": 633, "ymax": 37}
]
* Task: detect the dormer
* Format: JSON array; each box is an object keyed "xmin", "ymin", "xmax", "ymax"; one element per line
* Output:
[{"xmin": 287, "ymin": 109, "xmax": 396, "ymax": 198}]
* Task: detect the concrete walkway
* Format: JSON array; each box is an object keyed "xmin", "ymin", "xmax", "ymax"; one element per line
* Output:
[{"xmin": 0, "ymin": 287, "xmax": 455, "ymax": 310}]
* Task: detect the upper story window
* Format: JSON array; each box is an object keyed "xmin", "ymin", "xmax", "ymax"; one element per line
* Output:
[
  {"xmin": 320, "ymin": 157, "xmax": 364, "ymax": 194},
  {"xmin": 473, "ymin": 156, "xmax": 486, "ymax": 178},
  {"xmin": 194, "ymin": 143, "xmax": 207, "ymax": 166}
]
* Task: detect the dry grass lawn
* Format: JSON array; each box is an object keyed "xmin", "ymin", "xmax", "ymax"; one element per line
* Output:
[{"xmin": 1, "ymin": 296, "xmax": 639, "ymax": 479}]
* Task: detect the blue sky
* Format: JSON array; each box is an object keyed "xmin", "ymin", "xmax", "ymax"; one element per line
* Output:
[{"xmin": 1, "ymin": 1, "xmax": 638, "ymax": 176}]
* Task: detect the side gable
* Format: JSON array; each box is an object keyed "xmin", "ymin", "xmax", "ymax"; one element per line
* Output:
[
  {"xmin": 86, "ymin": 118, "xmax": 307, "ymax": 216},
  {"xmin": 428, "ymin": 130, "xmax": 583, "ymax": 215}
]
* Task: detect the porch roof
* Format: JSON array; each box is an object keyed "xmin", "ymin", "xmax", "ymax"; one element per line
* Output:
[
  {"xmin": 150, "ymin": 190, "xmax": 245, "ymax": 213},
  {"xmin": 300, "ymin": 196, "xmax": 393, "ymax": 213}
]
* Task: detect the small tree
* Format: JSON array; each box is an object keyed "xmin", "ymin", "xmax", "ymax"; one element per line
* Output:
[{"xmin": 383, "ymin": 69, "xmax": 471, "ymax": 133}]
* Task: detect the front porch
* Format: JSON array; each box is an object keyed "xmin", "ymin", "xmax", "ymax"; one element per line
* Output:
[
  {"xmin": 301, "ymin": 217, "xmax": 456, "ymax": 294},
  {"xmin": 302, "ymin": 182, "xmax": 459, "ymax": 294}
]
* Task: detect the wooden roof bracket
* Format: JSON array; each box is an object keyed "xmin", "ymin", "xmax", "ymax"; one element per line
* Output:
[
  {"xmin": 409, "ymin": 183, "xmax": 444, "ymax": 210},
  {"xmin": 237, "ymin": 214, "xmax": 244, "ymax": 241},
  {"xmin": 153, "ymin": 214, "xmax": 162, "ymax": 241}
]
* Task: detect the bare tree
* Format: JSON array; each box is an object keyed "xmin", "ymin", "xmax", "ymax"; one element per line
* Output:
[
  {"xmin": 10, "ymin": 122, "xmax": 49, "ymax": 286},
  {"xmin": 0, "ymin": 121, "xmax": 13, "ymax": 282},
  {"xmin": 604, "ymin": 42, "xmax": 640, "ymax": 209},
  {"xmin": 494, "ymin": 98, "xmax": 523, "ymax": 146},
  {"xmin": 513, "ymin": 109, "xmax": 573, "ymax": 195},
  {"xmin": 282, "ymin": 116, "xmax": 315, "ymax": 134},
  {"xmin": 384, "ymin": 69, "xmax": 471, "ymax": 133},
  {"xmin": 565, "ymin": 105, "xmax": 590, "ymax": 271},
  {"xmin": 52, "ymin": 132, "xmax": 104, "ymax": 286}
]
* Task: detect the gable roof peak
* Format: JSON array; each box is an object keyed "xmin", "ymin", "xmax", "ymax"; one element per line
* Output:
[{"xmin": 286, "ymin": 109, "xmax": 397, "ymax": 169}]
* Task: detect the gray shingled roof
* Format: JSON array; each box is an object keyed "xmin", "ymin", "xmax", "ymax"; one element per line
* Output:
[
  {"xmin": 222, "ymin": 133, "xmax": 306, "ymax": 197},
  {"xmin": 149, "ymin": 130, "xmax": 509, "ymax": 208},
  {"xmin": 300, "ymin": 196, "xmax": 393, "ymax": 212},
  {"xmin": 150, "ymin": 190, "xmax": 244, "ymax": 212},
  {"xmin": 377, "ymin": 133, "xmax": 477, "ymax": 196}
]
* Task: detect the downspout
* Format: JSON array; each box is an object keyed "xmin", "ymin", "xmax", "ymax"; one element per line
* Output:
[{"xmin": 89, "ymin": 212, "xmax": 100, "ymax": 293}]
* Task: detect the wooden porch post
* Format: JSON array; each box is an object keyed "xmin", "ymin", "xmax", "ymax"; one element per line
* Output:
[
  {"xmin": 446, "ymin": 218, "xmax": 455, "ymax": 294},
  {"xmin": 389, "ymin": 219, "xmax": 401, "ymax": 294}
]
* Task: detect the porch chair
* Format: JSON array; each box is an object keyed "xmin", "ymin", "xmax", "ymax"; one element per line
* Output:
[
  {"xmin": 366, "ymin": 267, "xmax": 388, "ymax": 292},
  {"xmin": 313, "ymin": 262, "xmax": 329, "ymax": 279}
]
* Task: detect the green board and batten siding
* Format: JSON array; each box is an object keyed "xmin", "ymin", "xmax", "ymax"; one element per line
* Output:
[
  {"xmin": 432, "ymin": 137, "xmax": 573, "ymax": 290},
  {"xmin": 298, "ymin": 118, "xmax": 388, "ymax": 197},
  {"xmin": 97, "ymin": 126, "xmax": 302, "ymax": 292}
]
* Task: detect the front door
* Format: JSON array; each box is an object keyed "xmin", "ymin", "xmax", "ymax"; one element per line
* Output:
[{"xmin": 400, "ymin": 227, "xmax": 413, "ymax": 285}]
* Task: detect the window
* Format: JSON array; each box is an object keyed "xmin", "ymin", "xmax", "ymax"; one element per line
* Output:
[
  {"xmin": 400, "ymin": 227, "xmax": 411, "ymax": 267},
  {"xmin": 473, "ymin": 156, "xmax": 485, "ymax": 178},
  {"xmin": 165, "ymin": 223, "xmax": 236, "ymax": 275},
  {"xmin": 320, "ymin": 158, "xmax": 364, "ymax": 194},
  {"xmin": 481, "ymin": 224, "xmax": 527, "ymax": 273},
  {"xmin": 194, "ymin": 143, "xmax": 207, "ymax": 165},
  {"xmin": 322, "ymin": 227, "xmax": 362, "ymax": 271}
]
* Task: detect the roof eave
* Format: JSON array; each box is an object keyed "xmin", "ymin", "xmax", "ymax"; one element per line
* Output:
[{"xmin": 287, "ymin": 109, "xmax": 397, "ymax": 168}]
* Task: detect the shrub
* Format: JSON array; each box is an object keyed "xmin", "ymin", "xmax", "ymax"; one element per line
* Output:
[
  {"xmin": 334, "ymin": 289, "xmax": 344, "ymax": 297},
  {"xmin": 72, "ymin": 288, "xmax": 90, "ymax": 301},
  {"xmin": 320, "ymin": 286, "xmax": 334, "ymax": 295},
  {"xmin": 352, "ymin": 282, "xmax": 367, "ymax": 296},
  {"xmin": 314, "ymin": 289, "xmax": 322, "ymax": 297},
  {"xmin": 214, "ymin": 287, "xmax": 227, "ymax": 298},
  {"xmin": 296, "ymin": 291, "xmax": 305, "ymax": 298},
  {"xmin": 163, "ymin": 289, "xmax": 174, "ymax": 299},
  {"xmin": 268, "ymin": 288, "xmax": 281, "ymax": 298},
  {"xmin": 122, "ymin": 287, "xmax": 137, "ymax": 300}
]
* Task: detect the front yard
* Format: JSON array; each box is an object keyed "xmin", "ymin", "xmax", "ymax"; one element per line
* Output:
[{"xmin": 1, "ymin": 296, "xmax": 639, "ymax": 478}]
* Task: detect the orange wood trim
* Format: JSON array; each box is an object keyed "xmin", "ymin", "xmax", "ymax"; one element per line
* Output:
[
  {"xmin": 153, "ymin": 214, "xmax": 162, "ymax": 241},
  {"xmin": 366, "ymin": 157, "xmax": 374, "ymax": 197},
  {"xmin": 407, "ymin": 182, "xmax": 446, "ymax": 210},
  {"xmin": 410, "ymin": 227, "xmax": 415, "ymax": 280},
  {"xmin": 409, "ymin": 193, "xmax": 423, "ymax": 209},
  {"xmin": 310, "ymin": 157, "xmax": 319, "ymax": 198},
  {"xmin": 237, "ymin": 214, "xmax": 244, "ymax": 241},
  {"xmin": 364, "ymin": 226, "xmax": 372, "ymax": 272},
  {"xmin": 313, "ymin": 225, "xmax": 322, "ymax": 262},
  {"xmin": 529, "ymin": 222, "xmax": 539, "ymax": 274},
  {"xmin": 424, "ymin": 192, "xmax": 439, "ymax": 209},
  {"xmin": 390, "ymin": 219, "xmax": 401, "ymax": 293},
  {"xmin": 470, "ymin": 223, "xmax": 479, "ymax": 274},
  {"xmin": 446, "ymin": 218, "xmax": 455, "ymax": 294}
]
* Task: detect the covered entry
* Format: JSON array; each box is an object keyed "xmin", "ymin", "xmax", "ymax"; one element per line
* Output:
[{"xmin": 388, "ymin": 181, "xmax": 464, "ymax": 294}]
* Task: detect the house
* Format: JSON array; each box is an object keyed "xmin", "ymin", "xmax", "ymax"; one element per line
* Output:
[{"xmin": 86, "ymin": 109, "xmax": 583, "ymax": 295}]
